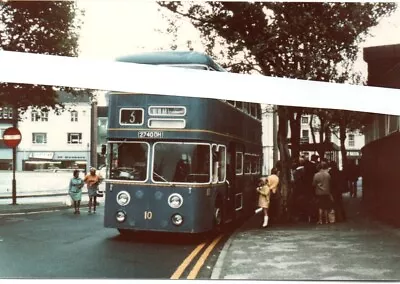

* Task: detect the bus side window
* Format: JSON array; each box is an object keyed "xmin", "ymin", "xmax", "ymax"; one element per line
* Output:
[
  {"xmin": 236, "ymin": 152, "xmax": 243, "ymax": 175},
  {"xmin": 212, "ymin": 148, "xmax": 219, "ymax": 184},
  {"xmin": 218, "ymin": 145, "xmax": 226, "ymax": 182},
  {"xmin": 244, "ymin": 154, "xmax": 251, "ymax": 174}
]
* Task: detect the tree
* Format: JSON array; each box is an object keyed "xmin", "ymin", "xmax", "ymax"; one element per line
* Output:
[
  {"xmin": 330, "ymin": 109, "xmax": 374, "ymax": 168},
  {"xmin": 158, "ymin": 2, "xmax": 397, "ymax": 221},
  {"xmin": 0, "ymin": 1, "xmax": 85, "ymax": 119}
]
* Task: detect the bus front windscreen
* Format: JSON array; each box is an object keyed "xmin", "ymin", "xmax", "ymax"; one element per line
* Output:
[
  {"xmin": 152, "ymin": 142, "xmax": 210, "ymax": 184},
  {"xmin": 109, "ymin": 142, "xmax": 149, "ymax": 181}
]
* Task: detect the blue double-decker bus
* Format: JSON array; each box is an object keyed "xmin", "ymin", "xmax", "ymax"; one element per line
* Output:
[{"xmin": 103, "ymin": 51, "xmax": 262, "ymax": 234}]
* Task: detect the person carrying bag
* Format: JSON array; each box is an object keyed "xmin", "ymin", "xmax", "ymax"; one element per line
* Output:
[{"xmin": 84, "ymin": 167, "xmax": 103, "ymax": 214}]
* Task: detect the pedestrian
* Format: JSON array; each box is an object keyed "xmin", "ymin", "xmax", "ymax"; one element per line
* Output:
[
  {"xmin": 328, "ymin": 161, "xmax": 346, "ymax": 222},
  {"xmin": 69, "ymin": 169, "xmax": 84, "ymax": 214},
  {"xmin": 269, "ymin": 161, "xmax": 282, "ymax": 221},
  {"xmin": 256, "ymin": 176, "xmax": 270, "ymax": 227},
  {"xmin": 312, "ymin": 161, "xmax": 332, "ymax": 224},
  {"xmin": 256, "ymin": 168, "xmax": 280, "ymax": 228},
  {"xmin": 267, "ymin": 167, "xmax": 280, "ymax": 223},
  {"xmin": 350, "ymin": 162, "xmax": 360, "ymax": 198},
  {"xmin": 303, "ymin": 153, "xmax": 319, "ymax": 223},
  {"xmin": 84, "ymin": 167, "xmax": 102, "ymax": 214},
  {"xmin": 292, "ymin": 156, "xmax": 307, "ymax": 222}
]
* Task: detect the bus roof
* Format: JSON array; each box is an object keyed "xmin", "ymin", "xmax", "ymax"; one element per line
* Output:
[{"xmin": 116, "ymin": 51, "xmax": 227, "ymax": 72}]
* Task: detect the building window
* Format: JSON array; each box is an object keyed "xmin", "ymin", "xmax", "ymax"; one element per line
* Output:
[
  {"xmin": 31, "ymin": 111, "xmax": 48, "ymax": 122},
  {"xmin": 67, "ymin": 133, "xmax": 82, "ymax": 144},
  {"xmin": 32, "ymin": 133, "xmax": 47, "ymax": 144},
  {"xmin": 348, "ymin": 134, "xmax": 355, "ymax": 147},
  {"xmin": 301, "ymin": 116, "xmax": 309, "ymax": 124},
  {"xmin": 71, "ymin": 111, "xmax": 78, "ymax": 122},
  {"xmin": 301, "ymin": 129, "xmax": 309, "ymax": 143},
  {"xmin": 325, "ymin": 131, "xmax": 331, "ymax": 142},
  {"xmin": 0, "ymin": 107, "xmax": 13, "ymax": 119}
]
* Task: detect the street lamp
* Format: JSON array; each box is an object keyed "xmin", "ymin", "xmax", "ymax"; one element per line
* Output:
[{"xmin": 90, "ymin": 94, "xmax": 98, "ymax": 170}]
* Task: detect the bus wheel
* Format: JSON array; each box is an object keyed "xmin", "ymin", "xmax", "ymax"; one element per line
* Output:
[{"xmin": 213, "ymin": 201, "xmax": 223, "ymax": 232}]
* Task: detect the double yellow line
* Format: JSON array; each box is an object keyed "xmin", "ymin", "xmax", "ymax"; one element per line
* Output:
[{"xmin": 170, "ymin": 234, "xmax": 223, "ymax": 280}]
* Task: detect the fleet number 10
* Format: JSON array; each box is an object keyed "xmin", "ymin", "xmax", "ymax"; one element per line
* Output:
[{"xmin": 144, "ymin": 211, "xmax": 153, "ymax": 220}]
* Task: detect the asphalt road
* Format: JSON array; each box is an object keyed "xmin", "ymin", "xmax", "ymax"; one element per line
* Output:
[{"xmin": 0, "ymin": 207, "xmax": 219, "ymax": 279}]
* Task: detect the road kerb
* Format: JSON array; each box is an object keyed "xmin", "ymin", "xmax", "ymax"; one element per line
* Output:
[
  {"xmin": 210, "ymin": 231, "xmax": 236, "ymax": 279},
  {"xmin": 0, "ymin": 202, "xmax": 95, "ymax": 216}
]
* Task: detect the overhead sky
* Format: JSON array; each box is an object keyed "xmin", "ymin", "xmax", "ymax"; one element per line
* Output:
[{"xmin": 75, "ymin": 1, "xmax": 400, "ymax": 104}]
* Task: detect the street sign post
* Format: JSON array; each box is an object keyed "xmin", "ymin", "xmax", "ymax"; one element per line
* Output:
[{"xmin": 2, "ymin": 127, "xmax": 22, "ymax": 205}]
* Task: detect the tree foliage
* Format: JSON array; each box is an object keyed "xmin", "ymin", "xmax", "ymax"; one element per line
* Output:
[
  {"xmin": 0, "ymin": 1, "xmax": 85, "ymax": 115},
  {"xmin": 159, "ymin": 2, "xmax": 397, "ymax": 221}
]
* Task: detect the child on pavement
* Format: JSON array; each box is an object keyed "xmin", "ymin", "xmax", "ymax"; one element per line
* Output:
[{"xmin": 256, "ymin": 168, "xmax": 280, "ymax": 228}]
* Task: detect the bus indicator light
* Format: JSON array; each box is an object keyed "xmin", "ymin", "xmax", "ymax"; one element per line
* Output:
[
  {"xmin": 171, "ymin": 214, "xmax": 184, "ymax": 226},
  {"xmin": 116, "ymin": 211, "xmax": 126, "ymax": 223}
]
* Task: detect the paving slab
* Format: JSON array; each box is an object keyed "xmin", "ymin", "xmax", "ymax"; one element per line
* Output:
[{"xmin": 212, "ymin": 192, "xmax": 400, "ymax": 281}]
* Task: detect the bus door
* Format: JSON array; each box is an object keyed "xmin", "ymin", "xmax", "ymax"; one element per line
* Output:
[
  {"xmin": 233, "ymin": 144, "xmax": 245, "ymax": 220},
  {"xmin": 224, "ymin": 145, "xmax": 236, "ymax": 222},
  {"xmin": 212, "ymin": 144, "xmax": 234, "ymax": 224}
]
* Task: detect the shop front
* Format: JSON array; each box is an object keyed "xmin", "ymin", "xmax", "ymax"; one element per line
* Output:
[
  {"xmin": 347, "ymin": 150, "xmax": 362, "ymax": 165},
  {"xmin": 20, "ymin": 151, "xmax": 89, "ymax": 172}
]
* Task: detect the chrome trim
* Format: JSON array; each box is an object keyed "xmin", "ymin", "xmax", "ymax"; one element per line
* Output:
[
  {"xmin": 235, "ymin": 193, "xmax": 243, "ymax": 211},
  {"xmin": 151, "ymin": 141, "xmax": 212, "ymax": 185},
  {"xmin": 107, "ymin": 141, "xmax": 150, "ymax": 183}
]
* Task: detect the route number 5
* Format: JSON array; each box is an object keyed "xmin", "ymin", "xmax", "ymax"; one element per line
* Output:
[
  {"xmin": 144, "ymin": 211, "xmax": 153, "ymax": 220},
  {"xmin": 129, "ymin": 111, "xmax": 136, "ymax": 123}
]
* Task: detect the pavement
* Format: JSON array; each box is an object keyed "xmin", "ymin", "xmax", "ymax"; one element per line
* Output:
[
  {"xmin": 1, "ymin": 184, "xmax": 399, "ymax": 280},
  {"xmin": 211, "ymin": 189, "xmax": 400, "ymax": 280},
  {"xmin": 0, "ymin": 170, "xmax": 105, "ymax": 213},
  {"xmin": 0, "ymin": 194, "xmax": 102, "ymax": 215}
]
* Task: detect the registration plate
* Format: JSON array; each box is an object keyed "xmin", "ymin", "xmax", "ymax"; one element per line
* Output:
[{"xmin": 138, "ymin": 131, "xmax": 163, "ymax": 138}]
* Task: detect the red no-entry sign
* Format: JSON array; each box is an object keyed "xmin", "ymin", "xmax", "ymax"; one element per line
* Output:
[{"xmin": 2, "ymin": 127, "xmax": 22, "ymax": 148}]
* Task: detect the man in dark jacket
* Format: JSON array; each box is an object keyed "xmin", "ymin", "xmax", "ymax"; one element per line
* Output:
[
  {"xmin": 303, "ymin": 153, "xmax": 318, "ymax": 222},
  {"xmin": 328, "ymin": 161, "xmax": 346, "ymax": 222}
]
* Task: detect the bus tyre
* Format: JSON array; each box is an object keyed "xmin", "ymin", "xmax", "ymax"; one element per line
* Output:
[{"xmin": 213, "ymin": 201, "xmax": 223, "ymax": 232}]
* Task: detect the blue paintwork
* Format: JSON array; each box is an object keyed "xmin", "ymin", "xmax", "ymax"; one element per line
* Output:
[{"xmin": 104, "ymin": 51, "xmax": 263, "ymax": 234}]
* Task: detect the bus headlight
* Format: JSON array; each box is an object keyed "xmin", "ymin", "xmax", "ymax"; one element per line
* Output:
[
  {"xmin": 168, "ymin": 193, "xmax": 183, "ymax": 209},
  {"xmin": 171, "ymin": 214, "xmax": 184, "ymax": 226},
  {"xmin": 116, "ymin": 191, "xmax": 131, "ymax": 206},
  {"xmin": 116, "ymin": 210, "xmax": 126, "ymax": 223}
]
